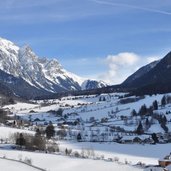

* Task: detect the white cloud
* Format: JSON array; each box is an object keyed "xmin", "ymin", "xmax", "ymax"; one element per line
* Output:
[
  {"xmin": 98, "ymin": 52, "xmax": 161, "ymax": 85},
  {"xmin": 146, "ymin": 56, "xmax": 160, "ymax": 63},
  {"xmin": 106, "ymin": 52, "xmax": 139, "ymax": 66}
]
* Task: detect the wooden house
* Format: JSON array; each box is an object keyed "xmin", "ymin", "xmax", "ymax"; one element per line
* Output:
[
  {"xmin": 159, "ymin": 160, "xmax": 171, "ymax": 167},
  {"xmin": 159, "ymin": 153, "xmax": 171, "ymax": 167}
]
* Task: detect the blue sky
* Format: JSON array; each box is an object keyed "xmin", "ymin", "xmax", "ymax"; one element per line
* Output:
[{"xmin": 0, "ymin": 0, "xmax": 171, "ymax": 84}]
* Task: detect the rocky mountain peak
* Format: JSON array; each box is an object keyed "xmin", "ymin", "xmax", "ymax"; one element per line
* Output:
[
  {"xmin": 19, "ymin": 45, "xmax": 38, "ymax": 62},
  {"xmin": 0, "ymin": 37, "xmax": 19, "ymax": 52},
  {"xmin": 0, "ymin": 37, "xmax": 107, "ymax": 98}
]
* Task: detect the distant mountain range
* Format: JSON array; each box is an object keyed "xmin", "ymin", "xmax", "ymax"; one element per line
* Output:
[
  {"xmin": 0, "ymin": 37, "xmax": 170, "ymax": 99},
  {"xmin": 0, "ymin": 37, "xmax": 107, "ymax": 99}
]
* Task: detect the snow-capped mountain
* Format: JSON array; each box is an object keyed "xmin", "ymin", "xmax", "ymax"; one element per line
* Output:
[
  {"xmin": 81, "ymin": 80, "xmax": 108, "ymax": 90},
  {"xmin": 0, "ymin": 37, "xmax": 107, "ymax": 98}
]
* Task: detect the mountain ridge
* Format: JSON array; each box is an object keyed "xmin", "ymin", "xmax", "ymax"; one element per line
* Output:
[
  {"xmin": 0, "ymin": 37, "xmax": 107, "ymax": 98},
  {"xmin": 121, "ymin": 51, "xmax": 171, "ymax": 95}
]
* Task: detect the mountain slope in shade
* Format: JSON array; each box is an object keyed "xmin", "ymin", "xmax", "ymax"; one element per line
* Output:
[
  {"xmin": 122, "ymin": 60, "xmax": 159, "ymax": 87},
  {"xmin": 0, "ymin": 37, "xmax": 107, "ymax": 98},
  {"xmin": 121, "ymin": 51, "xmax": 171, "ymax": 94}
]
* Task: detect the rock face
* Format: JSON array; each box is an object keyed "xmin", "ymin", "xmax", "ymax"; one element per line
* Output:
[{"xmin": 0, "ymin": 37, "xmax": 107, "ymax": 99}]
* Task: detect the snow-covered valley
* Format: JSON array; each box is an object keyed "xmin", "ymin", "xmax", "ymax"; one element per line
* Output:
[{"xmin": 1, "ymin": 92, "xmax": 171, "ymax": 170}]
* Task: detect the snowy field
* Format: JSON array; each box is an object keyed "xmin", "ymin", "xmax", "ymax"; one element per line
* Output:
[
  {"xmin": 2, "ymin": 93, "xmax": 171, "ymax": 170},
  {"xmin": 0, "ymin": 126, "xmax": 34, "ymax": 140},
  {"xmin": 0, "ymin": 158, "xmax": 38, "ymax": 171},
  {"xmin": 0, "ymin": 126, "xmax": 143, "ymax": 171},
  {"xmin": 59, "ymin": 141, "xmax": 171, "ymax": 165},
  {"xmin": 0, "ymin": 149, "xmax": 143, "ymax": 171}
]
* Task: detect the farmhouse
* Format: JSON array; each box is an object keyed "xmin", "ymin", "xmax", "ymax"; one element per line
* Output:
[{"xmin": 159, "ymin": 153, "xmax": 171, "ymax": 167}]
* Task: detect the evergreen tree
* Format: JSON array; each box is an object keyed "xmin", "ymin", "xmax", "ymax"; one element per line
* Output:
[
  {"xmin": 152, "ymin": 100, "xmax": 158, "ymax": 110},
  {"xmin": 160, "ymin": 115, "xmax": 168, "ymax": 133},
  {"xmin": 77, "ymin": 133, "xmax": 82, "ymax": 141},
  {"xmin": 147, "ymin": 106, "xmax": 154, "ymax": 115},
  {"xmin": 16, "ymin": 133, "xmax": 25, "ymax": 147},
  {"xmin": 35, "ymin": 128, "xmax": 41, "ymax": 137},
  {"xmin": 151, "ymin": 133, "xmax": 159, "ymax": 144},
  {"xmin": 166, "ymin": 95, "xmax": 171, "ymax": 104},
  {"xmin": 145, "ymin": 118, "xmax": 149, "ymax": 127},
  {"xmin": 56, "ymin": 108, "xmax": 63, "ymax": 117},
  {"xmin": 45, "ymin": 122, "xmax": 55, "ymax": 139},
  {"xmin": 161, "ymin": 95, "xmax": 166, "ymax": 107},
  {"xmin": 136, "ymin": 121, "xmax": 144, "ymax": 135},
  {"xmin": 8, "ymin": 98, "xmax": 15, "ymax": 104},
  {"xmin": 162, "ymin": 115, "xmax": 167, "ymax": 124},
  {"xmin": 139, "ymin": 104, "xmax": 147, "ymax": 116},
  {"xmin": 131, "ymin": 109, "xmax": 137, "ymax": 117},
  {"xmin": 145, "ymin": 118, "xmax": 151, "ymax": 130}
]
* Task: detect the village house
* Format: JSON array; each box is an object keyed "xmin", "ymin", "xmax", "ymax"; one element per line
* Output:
[{"xmin": 159, "ymin": 153, "xmax": 171, "ymax": 167}]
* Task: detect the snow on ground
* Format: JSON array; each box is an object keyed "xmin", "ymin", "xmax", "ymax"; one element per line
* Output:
[
  {"xmin": 0, "ymin": 126, "xmax": 34, "ymax": 140},
  {"xmin": 0, "ymin": 149, "xmax": 143, "ymax": 171},
  {"xmin": 119, "ymin": 94, "xmax": 164, "ymax": 111},
  {"xmin": 59, "ymin": 141, "xmax": 171, "ymax": 165},
  {"xmin": 0, "ymin": 158, "xmax": 38, "ymax": 171},
  {"xmin": 2, "ymin": 93, "xmax": 171, "ymax": 170},
  {"xmin": 0, "ymin": 127, "xmax": 158, "ymax": 168},
  {"xmin": 5, "ymin": 93, "xmax": 167, "ymax": 122},
  {"xmin": 59, "ymin": 94, "xmax": 165, "ymax": 121},
  {"xmin": 4, "ymin": 102, "xmax": 39, "ymax": 113}
]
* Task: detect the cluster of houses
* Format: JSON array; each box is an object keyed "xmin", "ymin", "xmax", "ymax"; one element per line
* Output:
[{"xmin": 1, "ymin": 104, "xmax": 169, "ymax": 145}]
